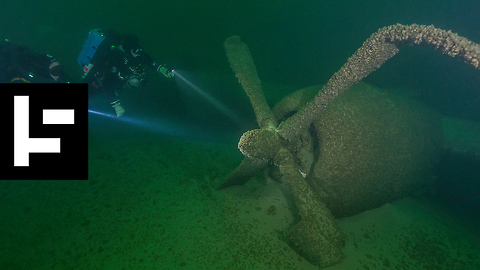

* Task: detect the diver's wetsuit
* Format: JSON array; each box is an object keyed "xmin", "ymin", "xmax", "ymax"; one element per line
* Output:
[
  {"xmin": 83, "ymin": 29, "xmax": 157, "ymax": 103},
  {"xmin": 0, "ymin": 41, "xmax": 65, "ymax": 83}
]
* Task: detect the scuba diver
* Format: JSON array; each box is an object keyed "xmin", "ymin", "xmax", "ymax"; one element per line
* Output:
[
  {"xmin": 0, "ymin": 39, "xmax": 71, "ymax": 83},
  {"xmin": 78, "ymin": 29, "xmax": 175, "ymax": 117}
]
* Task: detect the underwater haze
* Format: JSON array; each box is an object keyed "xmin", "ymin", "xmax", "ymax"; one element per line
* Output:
[{"xmin": 1, "ymin": 0, "xmax": 480, "ymax": 269}]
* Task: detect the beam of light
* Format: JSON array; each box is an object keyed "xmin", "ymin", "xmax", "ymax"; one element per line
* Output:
[
  {"xmin": 88, "ymin": 109, "xmax": 187, "ymax": 137},
  {"xmin": 173, "ymin": 70, "xmax": 240, "ymax": 122},
  {"xmin": 88, "ymin": 109, "xmax": 117, "ymax": 119}
]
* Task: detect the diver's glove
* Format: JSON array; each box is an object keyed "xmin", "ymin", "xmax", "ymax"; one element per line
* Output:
[
  {"xmin": 111, "ymin": 100, "xmax": 125, "ymax": 117},
  {"xmin": 156, "ymin": 64, "xmax": 175, "ymax": 78}
]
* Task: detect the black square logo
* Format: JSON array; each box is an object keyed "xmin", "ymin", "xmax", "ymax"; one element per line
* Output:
[{"xmin": 2, "ymin": 83, "xmax": 88, "ymax": 180}]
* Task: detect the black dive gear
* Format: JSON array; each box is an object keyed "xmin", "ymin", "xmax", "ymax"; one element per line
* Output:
[
  {"xmin": 0, "ymin": 40, "xmax": 71, "ymax": 83},
  {"xmin": 79, "ymin": 29, "xmax": 156, "ymax": 102}
]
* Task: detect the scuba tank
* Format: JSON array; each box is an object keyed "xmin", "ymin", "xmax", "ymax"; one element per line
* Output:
[{"xmin": 77, "ymin": 29, "xmax": 105, "ymax": 78}]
